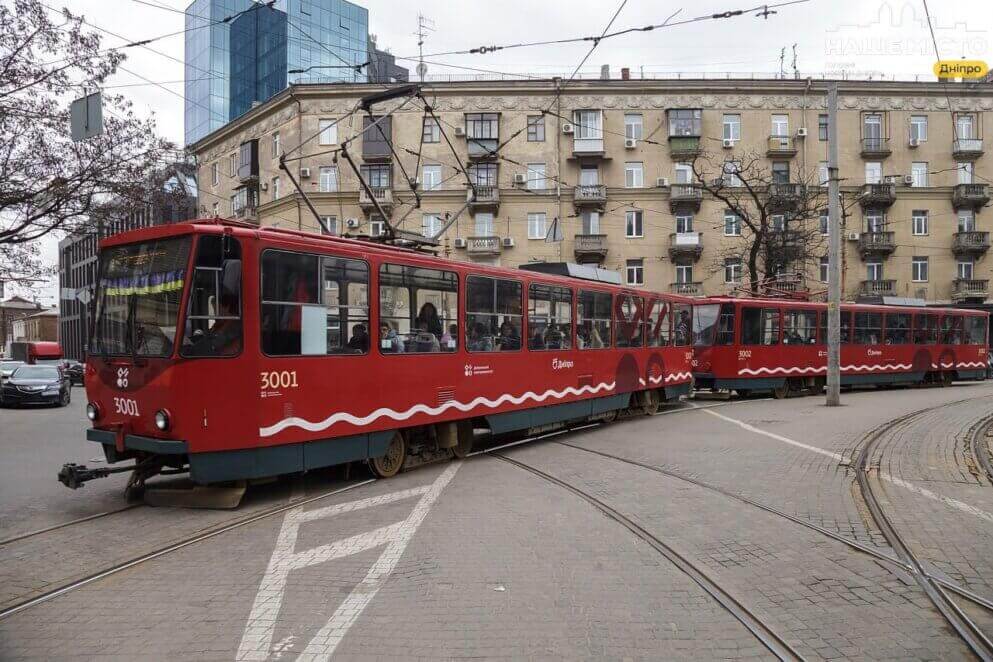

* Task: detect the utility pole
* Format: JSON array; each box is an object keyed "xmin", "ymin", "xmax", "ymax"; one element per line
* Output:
[{"xmin": 826, "ymin": 83, "xmax": 841, "ymax": 406}]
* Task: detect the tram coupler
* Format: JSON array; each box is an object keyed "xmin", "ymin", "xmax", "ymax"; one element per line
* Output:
[{"xmin": 57, "ymin": 462, "xmax": 134, "ymax": 489}]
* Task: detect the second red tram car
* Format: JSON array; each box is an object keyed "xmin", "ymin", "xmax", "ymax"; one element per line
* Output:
[
  {"xmin": 691, "ymin": 297, "xmax": 989, "ymax": 398},
  {"xmin": 63, "ymin": 219, "xmax": 694, "ymax": 490}
]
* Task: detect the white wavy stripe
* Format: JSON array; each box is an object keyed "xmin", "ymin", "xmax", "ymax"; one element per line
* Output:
[
  {"xmin": 653, "ymin": 371, "xmax": 693, "ymax": 384},
  {"xmin": 260, "ymin": 381, "xmax": 617, "ymax": 437},
  {"xmin": 739, "ymin": 360, "xmax": 986, "ymax": 376},
  {"xmin": 932, "ymin": 361, "xmax": 986, "ymax": 369}
]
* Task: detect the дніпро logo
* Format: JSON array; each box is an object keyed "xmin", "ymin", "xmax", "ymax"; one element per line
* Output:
[{"xmin": 934, "ymin": 60, "xmax": 989, "ymax": 79}]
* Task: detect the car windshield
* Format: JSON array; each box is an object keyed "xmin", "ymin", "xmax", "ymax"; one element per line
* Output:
[
  {"xmin": 12, "ymin": 366, "xmax": 60, "ymax": 380},
  {"xmin": 91, "ymin": 236, "xmax": 192, "ymax": 357}
]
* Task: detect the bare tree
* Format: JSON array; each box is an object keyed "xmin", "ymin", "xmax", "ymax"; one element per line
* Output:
[
  {"xmin": 690, "ymin": 149, "xmax": 829, "ymax": 295},
  {"xmin": 0, "ymin": 0, "xmax": 174, "ymax": 284}
]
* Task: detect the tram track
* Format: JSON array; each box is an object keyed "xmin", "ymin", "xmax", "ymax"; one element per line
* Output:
[
  {"xmin": 970, "ymin": 415, "xmax": 993, "ymax": 486},
  {"xmin": 0, "ymin": 503, "xmax": 142, "ymax": 548},
  {"xmin": 489, "ymin": 451, "xmax": 804, "ymax": 662}
]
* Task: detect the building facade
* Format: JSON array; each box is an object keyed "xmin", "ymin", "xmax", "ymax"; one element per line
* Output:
[
  {"xmin": 11, "ymin": 308, "xmax": 58, "ymax": 344},
  {"xmin": 184, "ymin": 0, "xmax": 372, "ymax": 145},
  {"xmin": 1, "ymin": 296, "xmax": 43, "ymax": 355},
  {"xmin": 191, "ymin": 78, "xmax": 992, "ymax": 304},
  {"xmin": 58, "ymin": 163, "xmax": 198, "ymax": 361}
]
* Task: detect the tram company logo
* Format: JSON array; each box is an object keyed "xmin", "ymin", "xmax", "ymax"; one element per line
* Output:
[
  {"xmin": 464, "ymin": 364, "xmax": 493, "ymax": 377},
  {"xmin": 552, "ymin": 358, "xmax": 574, "ymax": 370},
  {"xmin": 116, "ymin": 367, "xmax": 129, "ymax": 389}
]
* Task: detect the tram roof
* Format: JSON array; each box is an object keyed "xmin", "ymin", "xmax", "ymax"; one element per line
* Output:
[{"xmin": 700, "ymin": 295, "xmax": 989, "ymax": 316}]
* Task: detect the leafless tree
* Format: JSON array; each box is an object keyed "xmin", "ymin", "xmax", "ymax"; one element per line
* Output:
[{"xmin": 690, "ymin": 149, "xmax": 830, "ymax": 295}]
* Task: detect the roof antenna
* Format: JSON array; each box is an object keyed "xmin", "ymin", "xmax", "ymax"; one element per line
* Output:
[{"xmin": 414, "ymin": 13, "xmax": 435, "ymax": 82}]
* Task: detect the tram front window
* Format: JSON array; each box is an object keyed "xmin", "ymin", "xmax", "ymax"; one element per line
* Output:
[
  {"xmin": 182, "ymin": 235, "xmax": 242, "ymax": 357},
  {"xmin": 692, "ymin": 304, "xmax": 719, "ymax": 346},
  {"xmin": 91, "ymin": 236, "xmax": 192, "ymax": 357}
]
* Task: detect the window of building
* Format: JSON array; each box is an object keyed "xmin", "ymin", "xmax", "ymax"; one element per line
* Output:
[
  {"xmin": 212, "ymin": 201, "xmax": 219, "ymax": 216},
  {"xmin": 320, "ymin": 216, "xmax": 338, "ymax": 235},
  {"xmin": 318, "ymin": 119, "xmax": 338, "ymax": 145},
  {"xmin": 646, "ymin": 299, "xmax": 671, "ymax": 347},
  {"xmin": 724, "ymin": 257, "xmax": 742, "ymax": 283},
  {"xmin": 957, "ymin": 161, "xmax": 974, "ymax": 184},
  {"xmin": 911, "ymin": 162, "xmax": 928, "ymax": 187},
  {"xmin": 229, "ymin": 153, "xmax": 237, "ymax": 177},
  {"xmin": 379, "ymin": 263, "xmax": 458, "ymax": 354},
  {"xmin": 819, "ymin": 209, "xmax": 829, "ymax": 235},
  {"xmin": 784, "ymin": 309, "xmax": 816, "ymax": 345},
  {"xmin": 742, "ymin": 307, "xmax": 780, "ymax": 345},
  {"xmin": 625, "ymin": 210, "xmax": 644, "ymax": 238},
  {"xmin": 770, "ymin": 214, "xmax": 785, "ymax": 232},
  {"xmin": 818, "ymin": 114, "xmax": 828, "ymax": 141},
  {"xmin": 528, "ymin": 284, "xmax": 572, "ymax": 350},
  {"xmin": 573, "ymin": 109, "xmax": 603, "ymax": 140},
  {"xmin": 772, "ymin": 161, "xmax": 790, "ymax": 184},
  {"xmin": 722, "ymin": 160, "xmax": 742, "ymax": 186},
  {"xmin": 624, "ymin": 113, "xmax": 643, "ymax": 140},
  {"xmin": 468, "ymin": 162, "xmax": 497, "ymax": 186},
  {"xmin": 527, "ymin": 115, "xmax": 545, "ymax": 142},
  {"xmin": 422, "ymin": 117, "xmax": 440, "ymax": 143},
  {"xmin": 465, "ymin": 112, "xmax": 499, "ymax": 139},
  {"xmin": 854, "ymin": 311, "xmax": 882, "ymax": 345},
  {"xmin": 771, "ymin": 114, "xmax": 789, "ymax": 137},
  {"xmin": 910, "ymin": 115, "xmax": 927, "ymax": 142},
  {"xmin": 667, "ymin": 109, "xmax": 701, "ymax": 137},
  {"xmin": 958, "ymin": 260, "xmax": 974, "ymax": 280},
  {"xmin": 319, "ymin": 166, "xmax": 338, "ymax": 192},
  {"xmin": 675, "ymin": 263, "xmax": 693, "ymax": 284},
  {"xmin": 211, "ymin": 162, "xmax": 219, "ymax": 186},
  {"xmin": 360, "ymin": 164, "xmax": 391, "ymax": 188},
  {"xmin": 675, "ymin": 214, "xmax": 693, "ymax": 233},
  {"xmin": 466, "ymin": 276, "xmax": 522, "ymax": 352},
  {"xmin": 577, "ymin": 290, "xmax": 612, "ymax": 349},
  {"xmin": 912, "ymin": 256, "xmax": 928, "ymax": 282},
  {"xmin": 819, "ymin": 256, "xmax": 829, "ymax": 282},
  {"xmin": 912, "ymin": 210, "xmax": 929, "ymax": 235},
  {"xmin": 865, "ymin": 212, "xmax": 885, "ymax": 233},
  {"xmin": 818, "ymin": 161, "xmax": 829, "ymax": 186},
  {"xmin": 422, "ymin": 213, "xmax": 442, "ymax": 238},
  {"xmin": 271, "ymin": 176, "xmax": 280, "ymax": 200},
  {"xmin": 369, "ymin": 218, "xmax": 385, "ymax": 237},
  {"xmin": 624, "ymin": 162, "xmax": 644, "ymax": 188},
  {"xmin": 579, "ymin": 166, "xmax": 599, "ymax": 186},
  {"xmin": 625, "ymin": 260, "xmax": 644, "ymax": 286},
  {"xmin": 866, "ymin": 262, "xmax": 883, "ymax": 281},
  {"xmin": 674, "ymin": 163, "xmax": 692, "ymax": 184},
  {"xmin": 956, "ymin": 114, "xmax": 975, "ymax": 139},
  {"xmin": 581, "ymin": 210, "xmax": 600, "ymax": 234},
  {"xmin": 421, "ymin": 164, "xmax": 441, "ymax": 191},
  {"xmin": 271, "ymin": 131, "xmax": 280, "ymax": 158},
  {"xmin": 865, "ymin": 162, "xmax": 882, "ymax": 184},
  {"xmin": 528, "ymin": 212, "xmax": 547, "ymax": 239},
  {"xmin": 958, "ymin": 209, "xmax": 975, "ymax": 232},
  {"xmin": 527, "ymin": 163, "xmax": 547, "ymax": 190},
  {"xmin": 722, "ymin": 114, "xmax": 741, "ymax": 142},
  {"xmin": 260, "ymin": 251, "xmax": 368, "ymax": 356},
  {"xmin": 724, "ymin": 210, "xmax": 741, "ymax": 236},
  {"xmin": 863, "ymin": 113, "xmax": 883, "ymax": 143}
]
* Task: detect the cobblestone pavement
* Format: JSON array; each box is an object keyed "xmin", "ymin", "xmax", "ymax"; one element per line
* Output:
[{"xmin": 2, "ymin": 381, "xmax": 993, "ymax": 660}]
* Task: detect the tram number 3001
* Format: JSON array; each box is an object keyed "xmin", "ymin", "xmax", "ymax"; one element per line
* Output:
[
  {"xmin": 260, "ymin": 370, "xmax": 299, "ymax": 390},
  {"xmin": 113, "ymin": 397, "xmax": 140, "ymax": 416}
]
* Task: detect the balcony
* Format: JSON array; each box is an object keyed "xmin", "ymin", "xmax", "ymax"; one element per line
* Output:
[
  {"xmin": 952, "ymin": 278, "xmax": 989, "ymax": 302},
  {"xmin": 858, "ymin": 183, "xmax": 897, "ymax": 208},
  {"xmin": 669, "ymin": 184, "xmax": 702, "ymax": 212},
  {"xmin": 858, "ymin": 231, "xmax": 896, "ymax": 257},
  {"xmin": 670, "ymin": 282, "xmax": 703, "ymax": 296},
  {"xmin": 765, "ymin": 229, "xmax": 803, "ymax": 261},
  {"xmin": 362, "ymin": 116, "xmax": 392, "ymax": 162},
  {"xmin": 573, "ymin": 184, "xmax": 607, "ymax": 208},
  {"xmin": 571, "ymin": 138, "xmax": 605, "ymax": 159},
  {"xmin": 859, "ymin": 279, "xmax": 896, "ymax": 297},
  {"xmin": 767, "ymin": 182, "xmax": 805, "ymax": 210},
  {"xmin": 466, "ymin": 236, "xmax": 502, "ymax": 257},
  {"xmin": 467, "ymin": 185, "xmax": 500, "ymax": 212},
  {"xmin": 467, "ymin": 137, "xmax": 498, "ymax": 159},
  {"xmin": 573, "ymin": 234, "xmax": 608, "ymax": 264},
  {"xmin": 358, "ymin": 187, "xmax": 394, "ymax": 213},
  {"xmin": 860, "ymin": 137, "xmax": 891, "ymax": 159},
  {"xmin": 952, "ymin": 183, "xmax": 990, "ymax": 210},
  {"xmin": 668, "ymin": 232, "xmax": 703, "ymax": 260},
  {"xmin": 952, "ymin": 231, "xmax": 990, "ymax": 257},
  {"xmin": 766, "ymin": 135, "xmax": 797, "ymax": 157},
  {"xmin": 952, "ymin": 138, "xmax": 984, "ymax": 160},
  {"xmin": 769, "ymin": 273, "xmax": 805, "ymax": 294},
  {"xmin": 668, "ymin": 136, "xmax": 701, "ymax": 160}
]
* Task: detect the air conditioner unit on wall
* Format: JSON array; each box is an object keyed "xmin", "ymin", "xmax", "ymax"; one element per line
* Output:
[
  {"xmin": 656, "ymin": 177, "xmax": 669, "ymax": 188},
  {"xmin": 624, "ymin": 138, "xmax": 637, "ymax": 149},
  {"xmin": 884, "ymin": 175, "xmax": 900, "ymax": 184},
  {"xmin": 562, "ymin": 123, "xmax": 574, "ymax": 134},
  {"xmin": 260, "ymin": 181, "xmax": 268, "ymax": 191},
  {"xmin": 722, "ymin": 139, "xmax": 734, "ymax": 148},
  {"xmin": 502, "ymin": 237, "xmax": 515, "ymax": 248},
  {"xmin": 847, "ymin": 231, "xmax": 860, "ymax": 241},
  {"xmin": 909, "ymin": 137, "xmax": 920, "ymax": 147},
  {"xmin": 453, "ymin": 237, "xmax": 467, "ymax": 248},
  {"xmin": 454, "ymin": 126, "xmax": 466, "ymax": 137},
  {"xmin": 300, "ymin": 167, "xmax": 311, "ymax": 178},
  {"xmin": 513, "ymin": 173, "xmax": 527, "ymax": 185},
  {"xmin": 346, "ymin": 217, "xmax": 360, "ymax": 229},
  {"xmin": 796, "ymin": 127, "xmax": 808, "ymax": 137}
]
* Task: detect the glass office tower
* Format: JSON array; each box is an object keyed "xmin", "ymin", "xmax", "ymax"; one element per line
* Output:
[{"xmin": 185, "ymin": 0, "xmax": 369, "ymax": 145}]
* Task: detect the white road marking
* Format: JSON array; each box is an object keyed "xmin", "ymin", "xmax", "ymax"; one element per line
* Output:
[
  {"xmin": 235, "ymin": 466, "xmax": 459, "ymax": 661},
  {"xmin": 701, "ymin": 408, "xmax": 993, "ymax": 523}
]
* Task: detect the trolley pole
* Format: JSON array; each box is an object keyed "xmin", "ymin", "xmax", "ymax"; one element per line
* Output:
[{"xmin": 826, "ymin": 83, "xmax": 842, "ymax": 406}]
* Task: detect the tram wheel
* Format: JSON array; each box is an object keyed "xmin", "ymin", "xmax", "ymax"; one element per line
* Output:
[
  {"xmin": 640, "ymin": 390, "xmax": 661, "ymax": 416},
  {"xmin": 735, "ymin": 389, "xmax": 751, "ymax": 398},
  {"xmin": 370, "ymin": 432, "xmax": 407, "ymax": 478},
  {"xmin": 451, "ymin": 421, "xmax": 473, "ymax": 459},
  {"xmin": 602, "ymin": 409, "xmax": 619, "ymax": 424},
  {"xmin": 772, "ymin": 382, "xmax": 790, "ymax": 399}
]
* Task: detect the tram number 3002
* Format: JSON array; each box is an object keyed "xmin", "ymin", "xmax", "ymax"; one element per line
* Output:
[
  {"xmin": 260, "ymin": 370, "xmax": 299, "ymax": 390},
  {"xmin": 113, "ymin": 397, "xmax": 140, "ymax": 416}
]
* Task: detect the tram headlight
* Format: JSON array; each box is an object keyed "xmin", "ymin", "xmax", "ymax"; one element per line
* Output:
[
  {"xmin": 154, "ymin": 409, "xmax": 171, "ymax": 431},
  {"xmin": 86, "ymin": 402, "xmax": 99, "ymax": 422}
]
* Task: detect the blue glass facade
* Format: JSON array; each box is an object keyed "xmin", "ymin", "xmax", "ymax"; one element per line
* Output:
[{"xmin": 184, "ymin": 0, "xmax": 369, "ymax": 145}]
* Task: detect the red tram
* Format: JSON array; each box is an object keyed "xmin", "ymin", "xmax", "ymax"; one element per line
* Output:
[
  {"xmin": 692, "ymin": 297, "xmax": 989, "ymax": 398},
  {"xmin": 60, "ymin": 219, "xmax": 694, "ymax": 491}
]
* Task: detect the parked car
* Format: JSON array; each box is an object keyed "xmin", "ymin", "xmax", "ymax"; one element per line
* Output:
[
  {"xmin": 63, "ymin": 360, "xmax": 85, "ymax": 386},
  {"xmin": 0, "ymin": 360, "xmax": 25, "ymax": 383},
  {"xmin": 0, "ymin": 364, "xmax": 70, "ymax": 407}
]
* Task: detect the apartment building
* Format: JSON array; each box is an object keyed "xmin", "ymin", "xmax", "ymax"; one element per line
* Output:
[{"xmin": 190, "ymin": 78, "xmax": 992, "ymax": 304}]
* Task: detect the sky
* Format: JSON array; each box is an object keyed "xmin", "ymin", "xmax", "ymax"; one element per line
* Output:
[{"xmin": 14, "ymin": 0, "xmax": 993, "ymax": 303}]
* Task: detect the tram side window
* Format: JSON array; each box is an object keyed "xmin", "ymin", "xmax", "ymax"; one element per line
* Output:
[
  {"xmin": 741, "ymin": 307, "xmax": 780, "ymax": 345},
  {"xmin": 783, "ymin": 310, "xmax": 816, "ymax": 345},
  {"xmin": 942, "ymin": 315, "xmax": 964, "ymax": 345},
  {"xmin": 379, "ymin": 264, "xmax": 458, "ymax": 353},
  {"xmin": 884, "ymin": 313, "xmax": 911, "ymax": 345},
  {"xmin": 323, "ymin": 257, "xmax": 370, "ymax": 354},
  {"xmin": 645, "ymin": 300, "xmax": 670, "ymax": 347},
  {"xmin": 528, "ymin": 284, "xmax": 572, "ymax": 350},
  {"xmin": 853, "ymin": 312, "xmax": 882, "ymax": 345},
  {"xmin": 183, "ymin": 235, "xmax": 243, "ymax": 357},
  {"xmin": 965, "ymin": 316, "xmax": 988, "ymax": 345},
  {"xmin": 817, "ymin": 310, "xmax": 852, "ymax": 344},
  {"xmin": 260, "ymin": 250, "xmax": 320, "ymax": 356},
  {"xmin": 615, "ymin": 295, "xmax": 645, "ymax": 348},
  {"xmin": 466, "ymin": 276, "xmax": 522, "ymax": 352},
  {"xmin": 672, "ymin": 303, "xmax": 692, "ymax": 346},
  {"xmin": 913, "ymin": 314, "xmax": 939, "ymax": 344},
  {"xmin": 578, "ymin": 291, "xmax": 612, "ymax": 349}
]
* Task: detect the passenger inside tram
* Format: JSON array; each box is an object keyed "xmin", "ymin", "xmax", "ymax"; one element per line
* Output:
[
  {"xmin": 347, "ymin": 324, "xmax": 369, "ymax": 353},
  {"xmin": 380, "ymin": 321, "xmax": 404, "ymax": 353},
  {"xmin": 496, "ymin": 320, "xmax": 521, "ymax": 351}
]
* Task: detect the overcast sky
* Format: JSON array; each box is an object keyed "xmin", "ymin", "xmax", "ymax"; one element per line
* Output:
[{"xmin": 17, "ymin": 0, "xmax": 993, "ymax": 303}]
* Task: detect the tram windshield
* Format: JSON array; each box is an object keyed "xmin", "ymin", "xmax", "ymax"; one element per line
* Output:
[
  {"xmin": 692, "ymin": 304, "xmax": 720, "ymax": 346},
  {"xmin": 91, "ymin": 236, "xmax": 192, "ymax": 357}
]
